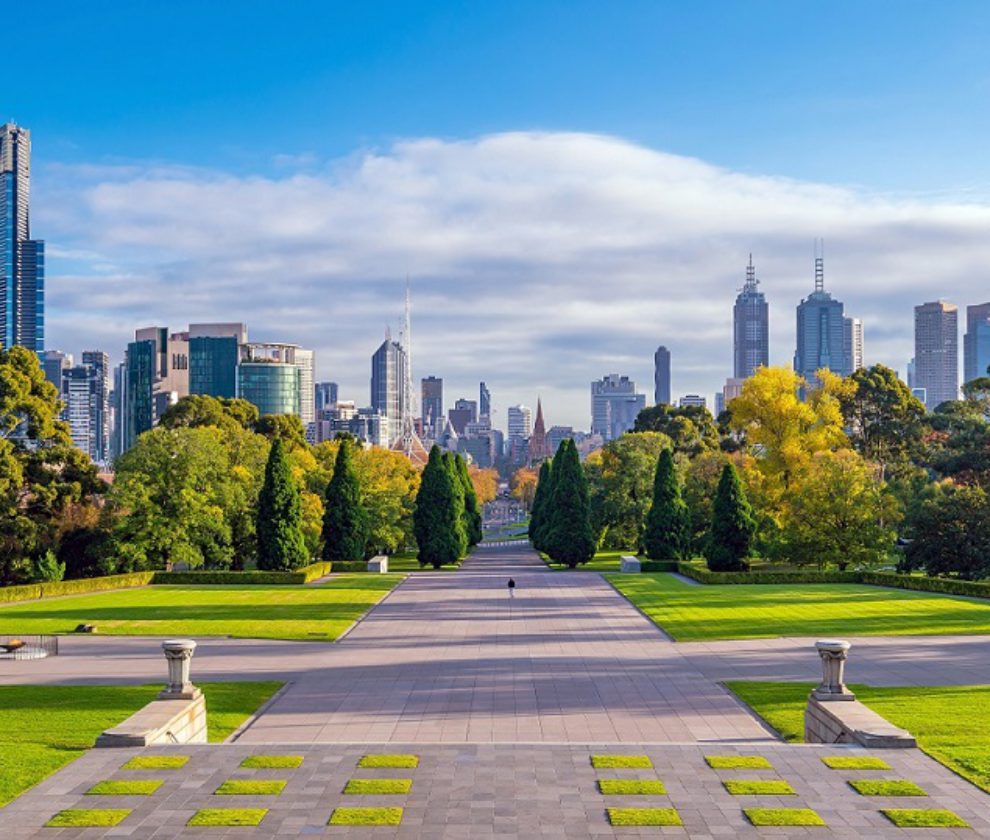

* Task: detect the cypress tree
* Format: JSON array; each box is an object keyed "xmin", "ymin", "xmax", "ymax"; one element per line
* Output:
[
  {"xmin": 321, "ymin": 438, "xmax": 368, "ymax": 562},
  {"xmin": 529, "ymin": 459, "xmax": 553, "ymax": 551},
  {"xmin": 257, "ymin": 438, "xmax": 308, "ymax": 570},
  {"xmin": 443, "ymin": 452, "xmax": 469, "ymax": 558},
  {"xmin": 413, "ymin": 446, "xmax": 463, "ymax": 568},
  {"xmin": 643, "ymin": 449, "xmax": 690, "ymax": 560},
  {"xmin": 545, "ymin": 440, "xmax": 595, "ymax": 568},
  {"xmin": 454, "ymin": 454, "xmax": 483, "ymax": 546},
  {"xmin": 705, "ymin": 462, "xmax": 755, "ymax": 572}
]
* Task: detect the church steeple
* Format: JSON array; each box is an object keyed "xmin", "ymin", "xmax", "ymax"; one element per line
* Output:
[{"xmin": 528, "ymin": 397, "xmax": 549, "ymax": 463}]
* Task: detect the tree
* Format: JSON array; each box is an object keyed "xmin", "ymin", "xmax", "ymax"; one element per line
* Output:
[
  {"xmin": 633, "ymin": 403, "xmax": 719, "ymax": 456},
  {"xmin": 468, "ymin": 466, "xmax": 498, "ymax": 505},
  {"xmin": 510, "ymin": 466, "xmax": 538, "ymax": 508},
  {"xmin": 454, "ymin": 454, "xmax": 483, "ymax": 546},
  {"xmin": 160, "ymin": 395, "xmax": 259, "ymax": 434},
  {"xmin": 904, "ymin": 484, "xmax": 990, "ymax": 580},
  {"xmin": 642, "ymin": 449, "xmax": 690, "ymax": 560},
  {"xmin": 321, "ymin": 438, "xmax": 367, "ymax": 562},
  {"xmin": 413, "ymin": 446, "xmax": 464, "ymax": 568},
  {"xmin": 704, "ymin": 463, "xmax": 755, "ymax": 571},
  {"xmin": 32, "ymin": 549, "xmax": 65, "ymax": 582},
  {"xmin": 443, "ymin": 452, "xmax": 469, "ymax": 558},
  {"xmin": 529, "ymin": 459, "xmax": 553, "ymax": 551},
  {"xmin": 545, "ymin": 440, "xmax": 595, "ymax": 568},
  {"xmin": 256, "ymin": 438, "xmax": 308, "ymax": 570},
  {"xmin": 255, "ymin": 414, "xmax": 308, "ymax": 449}
]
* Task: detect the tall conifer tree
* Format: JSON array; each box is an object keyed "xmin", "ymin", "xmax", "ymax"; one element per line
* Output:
[
  {"xmin": 443, "ymin": 452, "xmax": 469, "ymax": 558},
  {"xmin": 455, "ymin": 454, "xmax": 483, "ymax": 546},
  {"xmin": 643, "ymin": 449, "xmax": 689, "ymax": 560},
  {"xmin": 704, "ymin": 462, "xmax": 755, "ymax": 571},
  {"xmin": 321, "ymin": 438, "xmax": 368, "ymax": 562},
  {"xmin": 545, "ymin": 440, "xmax": 595, "ymax": 568},
  {"xmin": 257, "ymin": 438, "xmax": 308, "ymax": 570},
  {"xmin": 413, "ymin": 446, "xmax": 463, "ymax": 568},
  {"xmin": 529, "ymin": 459, "xmax": 553, "ymax": 551}
]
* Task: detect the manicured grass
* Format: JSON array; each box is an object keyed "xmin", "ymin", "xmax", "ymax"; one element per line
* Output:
[
  {"xmin": 187, "ymin": 808, "xmax": 268, "ymax": 826},
  {"xmin": 329, "ymin": 807, "xmax": 403, "ymax": 825},
  {"xmin": 122, "ymin": 755, "xmax": 189, "ymax": 770},
  {"xmin": 591, "ymin": 754, "xmax": 653, "ymax": 769},
  {"xmin": 705, "ymin": 755, "xmax": 773, "ymax": 770},
  {"xmin": 606, "ymin": 807, "xmax": 682, "ymax": 826},
  {"xmin": 215, "ymin": 779, "xmax": 286, "ymax": 795},
  {"xmin": 387, "ymin": 552, "xmax": 460, "ymax": 572},
  {"xmin": 344, "ymin": 778, "xmax": 413, "ymax": 795},
  {"xmin": 0, "ymin": 681, "xmax": 280, "ymax": 807},
  {"xmin": 724, "ymin": 779, "xmax": 796, "ymax": 795},
  {"xmin": 0, "ymin": 576, "xmax": 400, "ymax": 641},
  {"xmin": 597, "ymin": 779, "xmax": 666, "ymax": 795},
  {"xmin": 240, "ymin": 754, "xmax": 303, "ymax": 769},
  {"xmin": 358, "ymin": 754, "xmax": 419, "ymax": 768},
  {"xmin": 86, "ymin": 779, "xmax": 162, "ymax": 795},
  {"xmin": 607, "ymin": 572, "xmax": 990, "ymax": 640},
  {"xmin": 727, "ymin": 681, "xmax": 990, "ymax": 793},
  {"xmin": 547, "ymin": 550, "xmax": 637, "ymax": 572},
  {"xmin": 882, "ymin": 808, "xmax": 970, "ymax": 828},
  {"xmin": 46, "ymin": 808, "xmax": 131, "ymax": 827},
  {"xmin": 744, "ymin": 807, "xmax": 825, "ymax": 826},
  {"xmin": 849, "ymin": 779, "xmax": 927, "ymax": 797},
  {"xmin": 822, "ymin": 756, "xmax": 893, "ymax": 771}
]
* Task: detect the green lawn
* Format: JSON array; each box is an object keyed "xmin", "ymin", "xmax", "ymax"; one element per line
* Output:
[
  {"xmin": 726, "ymin": 682, "xmax": 990, "ymax": 794},
  {"xmin": 0, "ymin": 575, "xmax": 401, "ymax": 640},
  {"xmin": 606, "ymin": 573, "xmax": 990, "ymax": 640},
  {"xmin": 386, "ymin": 552, "xmax": 460, "ymax": 572},
  {"xmin": 544, "ymin": 549, "xmax": 640, "ymax": 572},
  {"xmin": 0, "ymin": 681, "xmax": 281, "ymax": 807}
]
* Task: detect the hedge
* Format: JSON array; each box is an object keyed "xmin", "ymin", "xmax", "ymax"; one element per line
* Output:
[
  {"xmin": 676, "ymin": 563, "xmax": 861, "ymax": 585},
  {"xmin": 330, "ymin": 561, "xmax": 368, "ymax": 573},
  {"xmin": 153, "ymin": 561, "xmax": 333, "ymax": 586},
  {"xmin": 0, "ymin": 572, "xmax": 156, "ymax": 604},
  {"xmin": 861, "ymin": 571, "xmax": 990, "ymax": 599},
  {"xmin": 640, "ymin": 560, "xmax": 679, "ymax": 573}
]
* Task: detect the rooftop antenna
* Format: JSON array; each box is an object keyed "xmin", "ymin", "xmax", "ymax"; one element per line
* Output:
[
  {"xmin": 814, "ymin": 238, "xmax": 825, "ymax": 293},
  {"xmin": 743, "ymin": 253, "xmax": 758, "ymax": 292},
  {"xmin": 396, "ymin": 276, "xmax": 425, "ymax": 461}
]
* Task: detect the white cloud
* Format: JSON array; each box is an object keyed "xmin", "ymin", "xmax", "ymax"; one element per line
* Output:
[{"xmin": 36, "ymin": 131, "xmax": 990, "ymax": 429}]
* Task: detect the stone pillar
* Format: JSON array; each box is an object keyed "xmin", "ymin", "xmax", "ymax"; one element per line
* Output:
[
  {"xmin": 159, "ymin": 639, "xmax": 201, "ymax": 700},
  {"xmin": 811, "ymin": 639, "xmax": 854, "ymax": 701}
]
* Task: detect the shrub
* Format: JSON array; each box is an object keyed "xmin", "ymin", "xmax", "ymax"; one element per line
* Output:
[{"xmin": 0, "ymin": 572, "xmax": 156, "ymax": 604}]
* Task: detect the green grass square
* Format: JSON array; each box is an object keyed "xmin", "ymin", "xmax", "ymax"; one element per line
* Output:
[
  {"xmin": 606, "ymin": 807, "xmax": 682, "ymax": 826},
  {"xmin": 86, "ymin": 779, "xmax": 162, "ymax": 796},
  {"xmin": 821, "ymin": 755, "xmax": 891, "ymax": 770},
  {"xmin": 344, "ymin": 778, "xmax": 413, "ymax": 795},
  {"xmin": 240, "ymin": 754, "xmax": 303, "ymax": 769},
  {"xmin": 122, "ymin": 754, "xmax": 189, "ymax": 770},
  {"xmin": 591, "ymin": 754, "xmax": 653, "ymax": 769},
  {"xmin": 597, "ymin": 779, "xmax": 666, "ymax": 795},
  {"xmin": 705, "ymin": 755, "xmax": 773, "ymax": 770},
  {"xmin": 849, "ymin": 779, "xmax": 927, "ymax": 797},
  {"xmin": 329, "ymin": 807, "xmax": 403, "ymax": 825},
  {"xmin": 724, "ymin": 779, "xmax": 796, "ymax": 795},
  {"xmin": 214, "ymin": 779, "xmax": 286, "ymax": 795},
  {"xmin": 187, "ymin": 808, "xmax": 268, "ymax": 826},
  {"xmin": 881, "ymin": 808, "xmax": 970, "ymax": 828},
  {"xmin": 744, "ymin": 807, "xmax": 825, "ymax": 826},
  {"xmin": 46, "ymin": 809, "xmax": 131, "ymax": 827},
  {"xmin": 357, "ymin": 753, "xmax": 419, "ymax": 768}
]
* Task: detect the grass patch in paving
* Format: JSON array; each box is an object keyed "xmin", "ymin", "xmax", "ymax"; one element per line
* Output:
[
  {"xmin": 849, "ymin": 779, "xmax": 927, "ymax": 796},
  {"xmin": 358, "ymin": 753, "xmax": 419, "ymax": 768},
  {"xmin": 881, "ymin": 808, "xmax": 970, "ymax": 828},
  {"xmin": 0, "ymin": 576, "xmax": 400, "ymax": 641},
  {"xmin": 329, "ymin": 807, "xmax": 403, "ymax": 825},
  {"xmin": 822, "ymin": 755, "xmax": 893, "ymax": 771},
  {"xmin": 122, "ymin": 754, "xmax": 189, "ymax": 770},
  {"xmin": 597, "ymin": 779, "xmax": 666, "ymax": 795},
  {"xmin": 344, "ymin": 778, "xmax": 412, "ymax": 795},
  {"xmin": 86, "ymin": 779, "xmax": 162, "ymax": 796},
  {"xmin": 744, "ymin": 807, "xmax": 825, "ymax": 826},
  {"xmin": 705, "ymin": 755, "xmax": 773, "ymax": 770},
  {"xmin": 724, "ymin": 779, "xmax": 795, "ymax": 795},
  {"xmin": 728, "ymin": 681, "xmax": 990, "ymax": 794},
  {"xmin": 46, "ymin": 809, "xmax": 131, "ymax": 827},
  {"xmin": 607, "ymin": 572, "xmax": 990, "ymax": 641},
  {"xmin": 606, "ymin": 807, "xmax": 682, "ymax": 826},
  {"xmin": 591, "ymin": 754, "xmax": 653, "ymax": 769},
  {"xmin": 188, "ymin": 808, "xmax": 268, "ymax": 826},
  {"xmin": 0, "ymin": 681, "xmax": 279, "ymax": 807},
  {"xmin": 240, "ymin": 754, "xmax": 303, "ymax": 769},
  {"xmin": 215, "ymin": 779, "xmax": 286, "ymax": 795}
]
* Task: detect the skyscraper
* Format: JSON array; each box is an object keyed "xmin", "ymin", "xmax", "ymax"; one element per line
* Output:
[
  {"xmin": 507, "ymin": 405, "xmax": 532, "ymax": 441},
  {"xmin": 479, "ymin": 381, "xmax": 491, "ymax": 420},
  {"xmin": 591, "ymin": 374, "xmax": 646, "ymax": 442},
  {"xmin": 733, "ymin": 255, "xmax": 769, "ymax": 379},
  {"xmin": 843, "ymin": 317, "xmax": 865, "ymax": 373},
  {"xmin": 370, "ymin": 336, "xmax": 408, "ymax": 447},
  {"xmin": 188, "ymin": 323, "xmax": 247, "ymax": 399},
  {"xmin": 315, "ymin": 382, "xmax": 339, "ymax": 412},
  {"xmin": 81, "ymin": 350, "xmax": 110, "ymax": 463},
  {"xmin": 654, "ymin": 346, "xmax": 671, "ymax": 405},
  {"xmin": 964, "ymin": 303, "xmax": 990, "ymax": 384},
  {"xmin": 42, "ymin": 349, "xmax": 72, "ymax": 390},
  {"xmin": 0, "ymin": 123, "xmax": 44, "ymax": 352},
  {"xmin": 794, "ymin": 249, "xmax": 849, "ymax": 387},
  {"xmin": 914, "ymin": 301, "xmax": 959, "ymax": 410},
  {"xmin": 421, "ymin": 376, "xmax": 443, "ymax": 437}
]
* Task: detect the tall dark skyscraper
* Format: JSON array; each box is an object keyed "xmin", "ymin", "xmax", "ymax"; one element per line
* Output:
[
  {"xmin": 794, "ymin": 249, "xmax": 849, "ymax": 386},
  {"xmin": 654, "ymin": 346, "xmax": 671, "ymax": 405},
  {"xmin": 0, "ymin": 123, "xmax": 45, "ymax": 351},
  {"xmin": 914, "ymin": 300, "xmax": 958, "ymax": 410},
  {"xmin": 479, "ymin": 381, "xmax": 491, "ymax": 420},
  {"xmin": 733, "ymin": 255, "xmax": 769, "ymax": 379},
  {"xmin": 964, "ymin": 303, "xmax": 990, "ymax": 385},
  {"xmin": 421, "ymin": 376, "xmax": 443, "ymax": 437}
]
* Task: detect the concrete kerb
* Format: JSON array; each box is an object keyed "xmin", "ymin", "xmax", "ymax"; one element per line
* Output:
[{"xmin": 597, "ymin": 572, "xmax": 675, "ymax": 642}]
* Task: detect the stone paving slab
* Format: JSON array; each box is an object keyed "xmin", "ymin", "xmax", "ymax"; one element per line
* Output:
[{"xmin": 4, "ymin": 743, "xmax": 988, "ymax": 839}]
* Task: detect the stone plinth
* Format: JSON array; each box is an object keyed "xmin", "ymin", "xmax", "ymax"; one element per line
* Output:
[
  {"xmin": 160, "ymin": 638, "xmax": 201, "ymax": 700},
  {"xmin": 619, "ymin": 556, "xmax": 641, "ymax": 573},
  {"xmin": 805, "ymin": 695, "xmax": 916, "ymax": 748},
  {"xmin": 367, "ymin": 555, "xmax": 389, "ymax": 573},
  {"xmin": 95, "ymin": 693, "xmax": 207, "ymax": 747},
  {"xmin": 812, "ymin": 639, "xmax": 854, "ymax": 701}
]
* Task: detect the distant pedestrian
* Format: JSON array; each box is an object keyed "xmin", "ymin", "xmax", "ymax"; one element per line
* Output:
[{"xmin": 507, "ymin": 578, "xmax": 516, "ymax": 598}]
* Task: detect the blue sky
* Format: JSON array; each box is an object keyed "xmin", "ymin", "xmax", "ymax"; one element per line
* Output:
[{"xmin": 9, "ymin": 2, "xmax": 990, "ymax": 427}]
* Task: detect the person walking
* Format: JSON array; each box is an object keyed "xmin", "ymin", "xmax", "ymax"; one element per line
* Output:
[{"xmin": 507, "ymin": 578, "xmax": 516, "ymax": 598}]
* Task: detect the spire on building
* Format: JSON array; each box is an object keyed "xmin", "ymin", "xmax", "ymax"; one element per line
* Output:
[
  {"xmin": 392, "ymin": 278, "xmax": 428, "ymax": 466},
  {"xmin": 743, "ymin": 253, "xmax": 759, "ymax": 293},
  {"xmin": 528, "ymin": 397, "xmax": 550, "ymax": 463}
]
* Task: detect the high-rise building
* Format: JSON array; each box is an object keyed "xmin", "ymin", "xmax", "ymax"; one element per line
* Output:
[
  {"xmin": 421, "ymin": 376, "xmax": 443, "ymax": 438},
  {"xmin": 679, "ymin": 394, "xmax": 707, "ymax": 409},
  {"xmin": 0, "ymin": 123, "xmax": 44, "ymax": 352},
  {"xmin": 188, "ymin": 323, "xmax": 247, "ymax": 399},
  {"xmin": 794, "ymin": 249, "xmax": 849, "ymax": 387},
  {"xmin": 914, "ymin": 301, "xmax": 959, "ymax": 410},
  {"xmin": 591, "ymin": 374, "xmax": 646, "ymax": 442},
  {"xmin": 454, "ymin": 398, "xmax": 478, "ymax": 424},
  {"xmin": 42, "ymin": 350, "xmax": 72, "ymax": 390},
  {"xmin": 447, "ymin": 405, "xmax": 474, "ymax": 436},
  {"xmin": 843, "ymin": 317, "xmax": 865, "ymax": 373},
  {"xmin": 370, "ymin": 337, "xmax": 408, "ymax": 447},
  {"xmin": 547, "ymin": 425, "xmax": 575, "ymax": 454},
  {"xmin": 81, "ymin": 350, "xmax": 110, "ymax": 463},
  {"xmin": 733, "ymin": 255, "xmax": 769, "ymax": 379},
  {"xmin": 294, "ymin": 348, "xmax": 315, "ymax": 428},
  {"xmin": 654, "ymin": 346, "xmax": 671, "ymax": 405},
  {"xmin": 315, "ymin": 382, "xmax": 338, "ymax": 412},
  {"xmin": 119, "ymin": 326, "xmax": 189, "ymax": 453},
  {"xmin": 507, "ymin": 404, "xmax": 532, "ymax": 442},
  {"xmin": 62, "ymin": 363, "xmax": 108, "ymax": 462},
  {"xmin": 479, "ymin": 381, "xmax": 491, "ymax": 420},
  {"xmin": 238, "ymin": 342, "xmax": 307, "ymax": 418},
  {"xmin": 964, "ymin": 303, "xmax": 990, "ymax": 384}
]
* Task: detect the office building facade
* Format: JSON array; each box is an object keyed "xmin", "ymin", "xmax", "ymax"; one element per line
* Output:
[
  {"xmin": 733, "ymin": 256, "xmax": 769, "ymax": 379},
  {"xmin": 843, "ymin": 317, "xmax": 865, "ymax": 373},
  {"xmin": 591, "ymin": 374, "xmax": 646, "ymax": 442},
  {"xmin": 654, "ymin": 345, "xmax": 671, "ymax": 405},
  {"xmin": 914, "ymin": 300, "xmax": 959, "ymax": 410},
  {"xmin": 964, "ymin": 303, "xmax": 990, "ymax": 384},
  {"xmin": 315, "ymin": 381, "xmax": 338, "ymax": 412},
  {"xmin": 421, "ymin": 376, "xmax": 443, "ymax": 438},
  {"xmin": 370, "ymin": 338, "xmax": 408, "ymax": 447},
  {"xmin": 81, "ymin": 350, "xmax": 110, "ymax": 463},
  {"xmin": 794, "ymin": 255, "xmax": 849, "ymax": 386},
  {"xmin": 479, "ymin": 381, "xmax": 491, "ymax": 420},
  {"xmin": 507, "ymin": 404, "xmax": 532, "ymax": 442}
]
